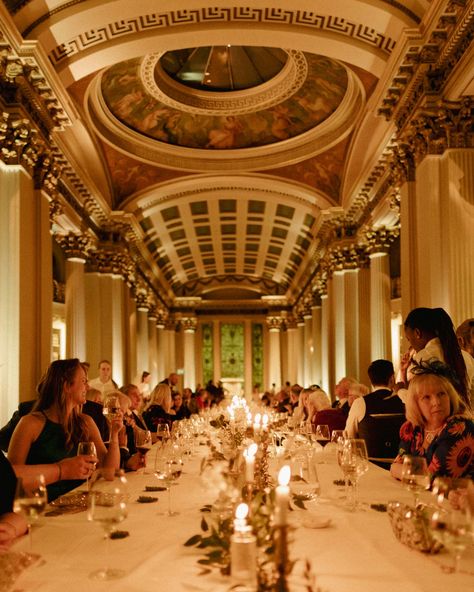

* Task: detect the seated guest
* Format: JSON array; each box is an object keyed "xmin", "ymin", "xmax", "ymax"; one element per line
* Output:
[
  {"xmin": 0, "ymin": 452, "xmax": 27, "ymax": 549},
  {"xmin": 390, "ymin": 361, "xmax": 474, "ymax": 480},
  {"xmin": 142, "ymin": 383, "xmax": 176, "ymax": 431},
  {"xmin": 346, "ymin": 360, "xmax": 403, "ymax": 438},
  {"xmin": 85, "ymin": 387, "xmax": 102, "ymax": 404},
  {"xmin": 456, "ymin": 318, "xmax": 474, "ymax": 357},
  {"xmin": 331, "ymin": 376, "xmax": 359, "ymax": 417},
  {"xmin": 120, "ymin": 384, "xmax": 147, "ymax": 430},
  {"xmin": 288, "ymin": 384, "xmax": 302, "ymax": 413},
  {"xmin": 172, "ymin": 392, "xmax": 191, "ymax": 420},
  {"xmin": 306, "ymin": 386, "xmax": 331, "ymax": 424},
  {"xmin": 288, "ymin": 385, "xmax": 308, "ymax": 428},
  {"xmin": 182, "ymin": 387, "xmax": 199, "ymax": 415},
  {"xmin": 274, "ymin": 389, "xmax": 292, "ymax": 413},
  {"xmin": 8, "ymin": 359, "xmax": 124, "ymax": 502}
]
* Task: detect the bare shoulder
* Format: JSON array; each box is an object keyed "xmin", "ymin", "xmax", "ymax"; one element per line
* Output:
[{"xmin": 17, "ymin": 412, "xmax": 45, "ymax": 430}]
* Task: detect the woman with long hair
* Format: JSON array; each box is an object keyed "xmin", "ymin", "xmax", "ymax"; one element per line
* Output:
[
  {"xmin": 400, "ymin": 307, "xmax": 473, "ymax": 411},
  {"xmin": 8, "ymin": 359, "xmax": 122, "ymax": 501},
  {"xmin": 142, "ymin": 383, "xmax": 176, "ymax": 431}
]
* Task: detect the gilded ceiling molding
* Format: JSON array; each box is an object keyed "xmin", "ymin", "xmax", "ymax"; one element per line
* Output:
[
  {"xmin": 266, "ymin": 316, "xmax": 284, "ymax": 331},
  {"xmin": 55, "ymin": 232, "xmax": 93, "ymax": 260},
  {"xmin": 312, "ymin": 272, "xmax": 329, "ymax": 299},
  {"xmin": 46, "ymin": 7, "xmax": 396, "ymax": 67},
  {"xmin": 87, "ymin": 246, "xmax": 136, "ymax": 283},
  {"xmin": 364, "ymin": 226, "xmax": 400, "ymax": 255},
  {"xmin": 181, "ymin": 317, "xmax": 198, "ymax": 333},
  {"xmin": 378, "ymin": 0, "xmax": 473, "ymax": 125},
  {"xmin": 175, "ymin": 275, "xmax": 286, "ymax": 298}
]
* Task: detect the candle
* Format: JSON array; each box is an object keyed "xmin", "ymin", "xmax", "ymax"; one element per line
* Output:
[
  {"xmin": 275, "ymin": 465, "xmax": 291, "ymax": 526},
  {"xmin": 234, "ymin": 502, "xmax": 249, "ymax": 532},
  {"xmin": 243, "ymin": 442, "xmax": 258, "ymax": 483}
]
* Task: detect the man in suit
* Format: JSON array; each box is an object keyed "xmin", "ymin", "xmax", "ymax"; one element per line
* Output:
[
  {"xmin": 345, "ymin": 359, "xmax": 405, "ymax": 438},
  {"xmin": 159, "ymin": 372, "xmax": 179, "ymax": 392},
  {"xmin": 120, "ymin": 384, "xmax": 147, "ymax": 430}
]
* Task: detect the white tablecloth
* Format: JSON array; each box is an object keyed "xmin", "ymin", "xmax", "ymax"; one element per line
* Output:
[{"xmin": 11, "ymin": 446, "xmax": 474, "ymax": 592}]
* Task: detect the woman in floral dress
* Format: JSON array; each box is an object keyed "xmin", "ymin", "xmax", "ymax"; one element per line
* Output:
[{"xmin": 391, "ymin": 362, "xmax": 474, "ymax": 480}]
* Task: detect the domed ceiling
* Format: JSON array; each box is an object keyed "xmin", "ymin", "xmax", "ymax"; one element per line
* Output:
[
  {"xmin": 100, "ymin": 51, "xmax": 348, "ymax": 150},
  {"xmin": 5, "ymin": 0, "xmax": 425, "ymax": 311}
]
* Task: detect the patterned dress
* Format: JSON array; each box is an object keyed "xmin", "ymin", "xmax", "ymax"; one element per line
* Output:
[{"xmin": 397, "ymin": 415, "xmax": 474, "ymax": 479}]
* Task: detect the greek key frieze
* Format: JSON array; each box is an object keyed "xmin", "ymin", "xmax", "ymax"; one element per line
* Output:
[{"xmin": 48, "ymin": 8, "xmax": 395, "ymax": 66}]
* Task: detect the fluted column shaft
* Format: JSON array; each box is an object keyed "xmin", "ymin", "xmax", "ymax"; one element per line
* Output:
[
  {"xmin": 370, "ymin": 252, "xmax": 392, "ymax": 361},
  {"xmin": 183, "ymin": 326, "xmax": 196, "ymax": 391},
  {"xmin": 136, "ymin": 308, "xmax": 149, "ymax": 381},
  {"xmin": 268, "ymin": 327, "xmax": 282, "ymax": 390},
  {"xmin": 311, "ymin": 305, "xmax": 322, "ymax": 386},
  {"xmin": 156, "ymin": 323, "xmax": 165, "ymax": 383},
  {"xmin": 296, "ymin": 321, "xmax": 305, "ymax": 386},
  {"xmin": 286, "ymin": 326, "xmax": 298, "ymax": 385},
  {"xmin": 303, "ymin": 314, "xmax": 313, "ymax": 386},
  {"xmin": 65, "ymin": 258, "xmax": 86, "ymax": 360}
]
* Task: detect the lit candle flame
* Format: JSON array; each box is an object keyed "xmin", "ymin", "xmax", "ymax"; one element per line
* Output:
[
  {"xmin": 278, "ymin": 465, "xmax": 291, "ymax": 487},
  {"xmin": 235, "ymin": 502, "xmax": 248, "ymax": 520}
]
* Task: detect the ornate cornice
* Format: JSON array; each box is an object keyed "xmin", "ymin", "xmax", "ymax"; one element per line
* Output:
[
  {"xmin": 325, "ymin": 244, "xmax": 369, "ymax": 275},
  {"xmin": 55, "ymin": 232, "xmax": 93, "ymax": 260},
  {"xmin": 364, "ymin": 226, "xmax": 400, "ymax": 255},
  {"xmin": 181, "ymin": 317, "xmax": 198, "ymax": 333},
  {"xmin": 266, "ymin": 315, "xmax": 284, "ymax": 331}
]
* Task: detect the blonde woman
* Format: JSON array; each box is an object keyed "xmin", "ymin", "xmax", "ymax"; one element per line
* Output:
[{"xmin": 142, "ymin": 383, "xmax": 176, "ymax": 432}]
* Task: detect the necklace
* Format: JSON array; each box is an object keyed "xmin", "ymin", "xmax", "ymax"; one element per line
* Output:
[{"xmin": 424, "ymin": 425, "xmax": 445, "ymax": 444}]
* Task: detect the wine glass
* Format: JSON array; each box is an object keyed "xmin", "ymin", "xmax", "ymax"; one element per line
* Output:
[
  {"xmin": 102, "ymin": 395, "xmax": 121, "ymax": 443},
  {"xmin": 88, "ymin": 468, "xmax": 128, "ymax": 580},
  {"xmin": 154, "ymin": 443, "xmax": 182, "ymax": 516},
  {"xmin": 13, "ymin": 475, "xmax": 48, "ymax": 551},
  {"xmin": 134, "ymin": 429, "xmax": 152, "ymax": 473},
  {"xmin": 400, "ymin": 455, "xmax": 430, "ymax": 507},
  {"xmin": 155, "ymin": 422, "xmax": 171, "ymax": 449},
  {"xmin": 77, "ymin": 441, "xmax": 97, "ymax": 491},
  {"xmin": 314, "ymin": 424, "xmax": 330, "ymax": 448}
]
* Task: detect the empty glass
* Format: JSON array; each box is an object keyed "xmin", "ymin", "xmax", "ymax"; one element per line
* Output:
[{"xmin": 400, "ymin": 455, "xmax": 430, "ymax": 507}]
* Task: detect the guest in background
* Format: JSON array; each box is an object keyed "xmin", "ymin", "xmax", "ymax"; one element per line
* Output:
[
  {"xmin": 391, "ymin": 361, "xmax": 474, "ymax": 480},
  {"xmin": 182, "ymin": 387, "xmax": 199, "ymax": 416},
  {"xmin": 88, "ymin": 360, "xmax": 118, "ymax": 398},
  {"xmin": 8, "ymin": 359, "xmax": 122, "ymax": 501},
  {"xmin": 331, "ymin": 376, "xmax": 359, "ymax": 417},
  {"xmin": 143, "ymin": 383, "xmax": 176, "ymax": 431},
  {"xmin": 138, "ymin": 371, "xmax": 152, "ymax": 402},
  {"xmin": 85, "ymin": 387, "xmax": 102, "ymax": 404},
  {"xmin": 172, "ymin": 392, "xmax": 190, "ymax": 420},
  {"xmin": 306, "ymin": 385, "xmax": 331, "ymax": 424},
  {"xmin": 398, "ymin": 307, "xmax": 473, "ymax": 411},
  {"xmin": 120, "ymin": 384, "xmax": 147, "ymax": 430},
  {"xmin": 457, "ymin": 318, "xmax": 474, "ymax": 357},
  {"xmin": 159, "ymin": 372, "xmax": 179, "ymax": 393}
]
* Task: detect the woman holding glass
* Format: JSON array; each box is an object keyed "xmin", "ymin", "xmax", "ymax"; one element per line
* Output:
[
  {"xmin": 8, "ymin": 359, "xmax": 123, "ymax": 501},
  {"xmin": 390, "ymin": 361, "xmax": 474, "ymax": 481}
]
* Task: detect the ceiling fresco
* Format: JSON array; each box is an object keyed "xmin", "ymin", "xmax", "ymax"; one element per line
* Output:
[{"xmin": 101, "ymin": 53, "xmax": 348, "ymax": 150}]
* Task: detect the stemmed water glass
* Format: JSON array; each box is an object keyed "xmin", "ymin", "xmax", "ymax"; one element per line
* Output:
[
  {"xmin": 13, "ymin": 475, "xmax": 48, "ymax": 551},
  {"xmin": 88, "ymin": 468, "xmax": 128, "ymax": 580},
  {"xmin": 429, "ymin": 477, "xmax": 473, "ymax": 573},
  {"xmin": 289, "ymin": 452, "xmax": 320, "ymax": 502},
  {"xmin": 400, "ymin": 455, "xmax": 430, "ymax": 507},
  {"xmin": 339, "ymin": 438, "xmax": 369, "ymax": 510},
  {"xmin": 154, "ymin": 442, "xmax": 182, "ymax": 516},
  {"xmin": 77, "ymin": 441, "xmax": 97, "ymax": 491}
]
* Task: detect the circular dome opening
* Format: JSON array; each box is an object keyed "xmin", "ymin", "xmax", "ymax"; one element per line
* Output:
[{"xmin": 160, "ymin": 46, "xmax": 288, "ymax": 92}]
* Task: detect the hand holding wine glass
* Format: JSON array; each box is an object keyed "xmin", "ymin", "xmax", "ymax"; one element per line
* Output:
[
  {"xmin": 134, "ymin": 429, "xmax": 152, "ymax": 473},
  {"xmin": 77, "ymin": 441, "xmax": 98, "ymax": 490},
  {"xmin": 13, "ymin": 475, "xmax": 47, "ymax": 551}
]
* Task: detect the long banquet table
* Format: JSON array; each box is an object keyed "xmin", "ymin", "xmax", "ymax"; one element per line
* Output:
[{"xmin": 11, "ymin": 445, "xmax": 474, "ymax": 592}]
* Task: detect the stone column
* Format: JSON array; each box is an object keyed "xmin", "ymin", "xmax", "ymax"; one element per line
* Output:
[
  {"xmin": 0, "ymin": 164, "xmax": 52, "ymax": 421},
  {"xmin": 148, "ymin": 313, "xmax": 158, "ymax": 386},
  {"xmin": 366, "ymin": 228, "xmax": 397, "ymax": 361},
  {"xmin": 155, "ymin": 320, "xmax": 165, "ymax": 383},
  {"xmin": 56, "ymin": 234, "xmax": 90, "ymax": 361},
  {"xmin": 320, "ymin": 294, "xmax": 331, "ymax": 396},
  {"xmin": 136, "ymin": 304, "xmax": 149, "ymax": 383},
  {"xmin": 401, "ymin": 150, "xmax": 474, "ymax": 325},
  {"xmin": 296, "ymin": 318, "xmax": 305, "ymax": 386},
  {"xmin": 303, "ymin": 312, "xmax": 313, "ymax": 386},
  {"xmin": 182, "ymin": 317, "xmax": 197, "ymax": 391},
  {"xmin": 311, "ymin": 303, "xmax": 322, "ymax": 386},
  {"xmin": 164, "ymin": 319, "xmax": 176, "ymax": 376},
  {"xmin": 285, "ymin": 317, "xmax": 298, "ymax": 385},
  {"xmin": 266, "ymin": 316, "xmax": 282, "ymax": 390}
]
